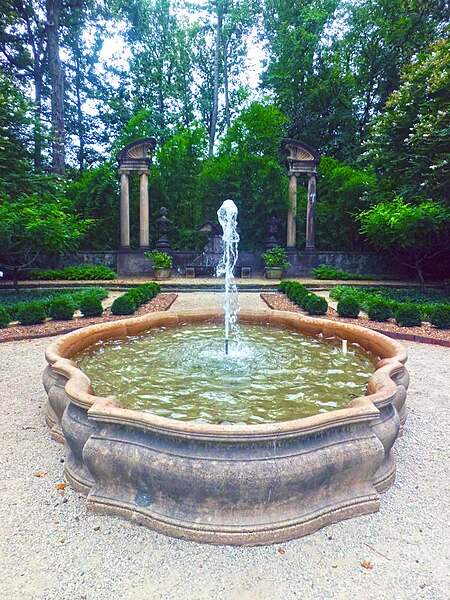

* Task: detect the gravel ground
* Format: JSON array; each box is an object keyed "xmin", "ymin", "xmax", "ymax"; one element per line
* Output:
[{"xmin": 0, "ymin": 295, "xmax": 449, "ymax": 600}]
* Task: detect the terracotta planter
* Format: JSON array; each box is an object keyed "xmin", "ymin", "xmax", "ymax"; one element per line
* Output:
[
  {"xmin": 153, "ymin": 268, "xmax": 171, "ymax": 280},
  {"xmin": 265, "ymin": 267, "xmax": 284, "ymax": 279}
]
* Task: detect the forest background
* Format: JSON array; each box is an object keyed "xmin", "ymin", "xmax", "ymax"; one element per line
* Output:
[{"xmin": 0, "ymin": 0, "xmax": 449, "ymax": 278}]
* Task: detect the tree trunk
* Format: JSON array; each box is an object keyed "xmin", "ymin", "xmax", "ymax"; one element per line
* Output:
[
  {"xmin": 34, "ymin": 68, "xmax": 43, "ymax": 171},
  {"xmin": 209, "ymin": 2, "xmax": 223, "ymax": 157},
  {"xmin": 73, "ymin": 31, "xmax": 85, "ymax": 172},
  {"xmin": 46, "ymin": 0, "xmax": 65, "ymax": 174},
  {"xmin": 223, "ymin": 40, "xmax": 230, "ymax": 130}
]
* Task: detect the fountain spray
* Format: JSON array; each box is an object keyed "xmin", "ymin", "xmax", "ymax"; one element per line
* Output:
[{"xmin": 217, "ymin": 200, "xmax": 240, "ymax": 355}]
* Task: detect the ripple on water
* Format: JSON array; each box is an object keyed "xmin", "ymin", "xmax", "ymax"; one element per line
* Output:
[{"xmin": 76, "ymin": 324, "xmax": 376, "ymax": 425}]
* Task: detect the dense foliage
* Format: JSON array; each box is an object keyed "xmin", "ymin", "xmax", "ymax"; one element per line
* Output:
[
  {"xmin": 31, "ymin": 265, "xmax": 117, "ymax": 280},
  {"xmin": 0, "ymin": 1, "xmax": 448, "ymax": 276}
]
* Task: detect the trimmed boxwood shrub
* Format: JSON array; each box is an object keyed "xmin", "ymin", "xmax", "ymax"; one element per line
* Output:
[
  {"xmin": 367, "ymin": 300, "xmax": 393, "ymax": 322},
  {"xmin": 429, "ymin": 306, "xmax": 450, "ymax": 329},
  {"xmin": 16, "ymin": 302, "xmax": 47, "ymax": 325},
  {"xmin": 110, "ymin": 294, "xmax": 136, "ymax": 315},
  {"xmin": 395, "ymin": 304, "xmax": 422, "ymax": 327},
  {"xmin": 304, "ymin": 295, "xmax": 328, "ymax": 315},
  {"xmin": 127, "ymin": 288, "xmax": 145, "ymax": 308},
  {"xmin": 337, "ymin": 297, "xmax": 360, "ymax": 318},
  {"xmin": 79, "ymin": 293, "xmax": 104, "ymax": 317},
  {"xmin": 49, "ymin": 297, "xmax": 76, "ymax": 320},
  {"xmin": 0, "ymin": 306, "xmax": 10, "ymax": 328}
]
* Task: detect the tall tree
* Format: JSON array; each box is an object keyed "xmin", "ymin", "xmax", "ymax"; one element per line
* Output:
[
  {"xmin": 0, "ymin": 0, "xmax": 48, "ymax": 169},
  {"xmin": 46, "ymin": 0, "xmax": 65, "ymax": 173}
]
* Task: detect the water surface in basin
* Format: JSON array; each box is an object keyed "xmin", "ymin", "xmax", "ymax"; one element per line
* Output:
[{"xmin": 77, "ymin": 324, "xmax": 376, "ymax": 424}]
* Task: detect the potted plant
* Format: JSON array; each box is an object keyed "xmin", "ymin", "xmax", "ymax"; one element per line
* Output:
[
  {"xmin": 145, "ymin": 250, "xmax": 173, "ymax": 280},
  {"xmin": 261, "ymin": 246, "xmax": 290, "ymax": 279}
]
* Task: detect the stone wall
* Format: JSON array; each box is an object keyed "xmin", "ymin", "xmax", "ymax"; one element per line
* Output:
[{"xmin": 39, "ymin": 249, "xmax": 408, "ymax": 278}]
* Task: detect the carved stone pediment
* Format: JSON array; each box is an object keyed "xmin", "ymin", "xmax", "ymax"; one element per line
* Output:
[
  {"xmin": 282, "ymin": 138, "xmax": 320, "ymax": 174},
  {"xmin": 117, "ymin": 138, "xmax": 157, "ymax": 171}
]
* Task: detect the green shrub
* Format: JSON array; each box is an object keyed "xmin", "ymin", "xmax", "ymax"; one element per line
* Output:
[
  {"xmin": 337, "ymin": 297, "xmax": 360, "ymax": 318},
  {"xmin": 110, "ymin": 294, "xmax": 137, "ymax": 315},
  {"xmin": 32, "ymin": 265, "xmax": 117, "ymax": 281},
  {"xmin": 79, "ymin": 293, "xmax": 104, "ymax": 317},
  {"xmin": 367, "ymin": 300, "xmax": 393, "ymax": 322},
  {"xmin": 429, "ymin": 306, "xmax": 450, "ymax": 329},
  {"xmin": 127, "ymin": 288, "xmax": 145, "ymax": 308},
  {"xmin": 0, "ymin": 306, "xmax": 10, "ymax": 328},
  {"xmin": 16, "ymin": 302, "xmax": 47, "ymax": 325},
  {"xmin": 261, "ymin": 246, "xmax": 290, "ymax": 269},
  {"xmin": 140, "ymin": 282, "xmax": 160, "ymax": 302},
  {"xmin": 395, "ymin": 304, "xmax": 422, "ymax": 327},
  {"xmin": 145, "ymin": 250, "xmax": 173, "ymax": 269},
  {"xmin": 313, "ymin": 264, "xmax": 375, "ymax": 280},
  {"xmin": 49, "ymin": 298, "xmax": 76, "ymax": 320},
  {"xmin": 304, "ymin": 295, "xmax": 328, "ymax": 315}
]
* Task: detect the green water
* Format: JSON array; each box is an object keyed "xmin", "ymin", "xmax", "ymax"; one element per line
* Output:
[{"xmin": 77, "ymin": 324, "xmax": 376, "ymax": 425}]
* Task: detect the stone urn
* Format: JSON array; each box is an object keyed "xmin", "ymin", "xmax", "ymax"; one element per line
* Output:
[
  {"xmin": 265, "ymin": 267, "xmax": 284, "ymax": 280},
  {"xmin": 153, "ymin": 268, "xmax": 171, "ymax": 280}
]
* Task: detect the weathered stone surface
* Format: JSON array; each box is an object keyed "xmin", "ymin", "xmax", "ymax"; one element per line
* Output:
[{"xmin": 43, "ymin": 309, "xmax": 408, "ymax": 545}]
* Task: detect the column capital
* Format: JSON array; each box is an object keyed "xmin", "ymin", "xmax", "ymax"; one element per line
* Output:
[
  {"xmin": 139, "ymin": 169, "xmax": 150, "ymax": 176},
  {"xmin": 118, "ymin": 168, "xmax": 131, "ymax": 176}
]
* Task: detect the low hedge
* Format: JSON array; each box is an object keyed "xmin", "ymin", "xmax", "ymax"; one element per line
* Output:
[
  {"xmin": 313, "ymin": 264, "xmax": 375, "ymax": 281},
  {"xmin": 304, "ymin": 294, "xmax": 328, "ymax": 315},
  {"xmin": 0, "ymin": 287, "xmax": 108, "ymax": 325},
  {"xmin": 278, "ymin": 281, "xmax": 328, "ymax": 315},
  {"xmin": 429, "ymin": 306, "xmax": 450, "ymax": 329},
  {"xmin": 31, "ymin": 265, "xmax": 117, "ymax": 281},
  {"xmin": 79, "ymin": 292, "xmax": 104, "ymax": 317},
  {"xmin": 337, "ymin": 297, "xmax": 360, "ymax": 318},
  {"xmin": 16, "ymin": 302, "xmax": 47, "ymax": 325},
  {"xmin": 49, "ymin": 297, "xmax": 76, "ymax": 321},
  {"xmin": 110, "ymin": 282, "xmax": 161, "ymax": 316},
  {"xmin": 395, "ymin": 304, "xmax": 422, "ymax": 327},
  {"xmin": 0, "ymin": 306, "xmax": 10, "ymax": 328},
  {"xmin": 367, "ymin": 300, "xmax": 393, "ymax": 322}
]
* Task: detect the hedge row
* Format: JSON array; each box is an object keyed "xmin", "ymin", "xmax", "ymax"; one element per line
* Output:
[
  {"xmin": 278, "ymin": 281, "xmax": 328, "ymax": 315},
  {"xmin": 330, "ymin": 286, "xmax": 450, "ymax": 329},
  {"xmin": 110, "ymin": 282, "xmax": 161, "ymax": 316},
  {"xmin": 313, "ymin": 264, "xmax": 375, "ymax": 281},
  {"xmin": 31, "ymin": 265, "xmax": 117, "ymax": 281},
  {"xmin": 0, "ymin": 288, "xmax": 108, "ymax": 327}
]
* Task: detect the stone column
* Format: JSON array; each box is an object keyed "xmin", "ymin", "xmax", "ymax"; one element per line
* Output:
[
  {"xmin": 119, "ymin": 170, "xmax": 130, "ymax": 248},
  {"xmin": 286, "ymin": 173, "xmax": 297, "ymax": 248},
  {"xmin": 306, "ymin": 173, "xmax": 317, "ymax": 251},
  {"xmin": 139, "ymin": 170, "xmax": 149, "ymax": 248}
]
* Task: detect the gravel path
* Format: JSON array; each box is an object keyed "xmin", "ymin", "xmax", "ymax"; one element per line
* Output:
[{"xmin": 0, "ymin": 295, "xmax": 449, "ymax": 600}]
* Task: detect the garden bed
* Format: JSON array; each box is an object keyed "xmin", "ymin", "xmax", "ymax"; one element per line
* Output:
[
  {"xmin": 0, "ymin": 293, "xmax": 177, "ymax": 343},
  {"xmin": 261, "ymin": 293, "xmax": 450, "ymax": 345}
]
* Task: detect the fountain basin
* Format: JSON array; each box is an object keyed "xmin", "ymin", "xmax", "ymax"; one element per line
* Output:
[{"xmin": 43, "ymin": 309, "xmax": 408, "ymax": 545}]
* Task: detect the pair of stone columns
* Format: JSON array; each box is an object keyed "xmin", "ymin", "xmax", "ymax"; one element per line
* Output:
[
  {"xmin": 287, "ymin": 172, "xmax": 317, "ymax": 251},
  {"xmin": 119, "ymin": 169, "xmax": 150, "ymax": 248}
]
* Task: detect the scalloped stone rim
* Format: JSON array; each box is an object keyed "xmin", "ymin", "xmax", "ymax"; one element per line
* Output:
[{"xmin": 43, "ymin": 309, "xmax": 408, "ymax": 545}]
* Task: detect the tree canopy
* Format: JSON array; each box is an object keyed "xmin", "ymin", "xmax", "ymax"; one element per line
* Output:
[{"xmin": 0, "ymin": 0, "xmax": 448, "ymax": 278}]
